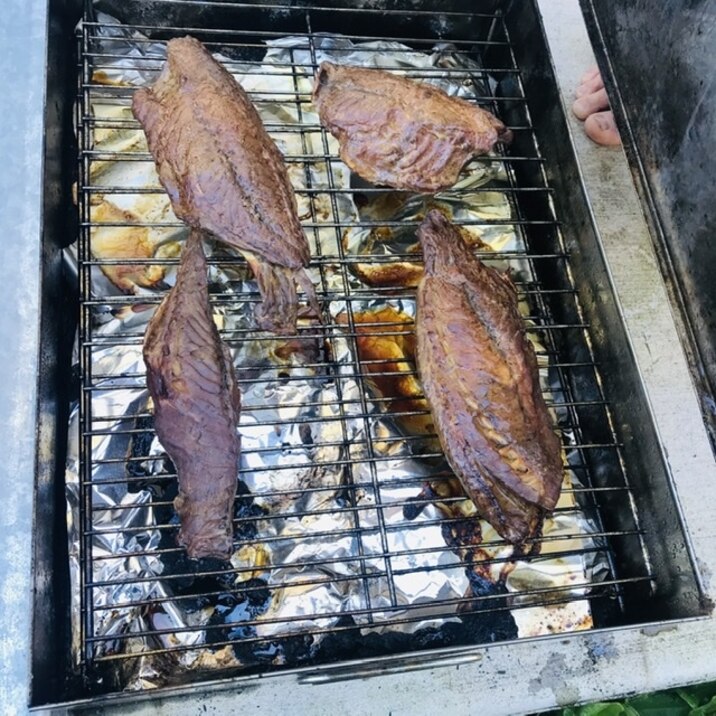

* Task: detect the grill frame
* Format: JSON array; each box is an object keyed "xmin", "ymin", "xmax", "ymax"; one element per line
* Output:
[{"xmin": 29, "ymin": 0, "xmax": 707, "ymax": 707}]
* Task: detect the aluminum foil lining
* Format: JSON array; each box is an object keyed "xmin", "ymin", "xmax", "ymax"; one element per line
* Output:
[{"xmin": 65, "ymin": 12, "xmax": 611, "ymax": 691}]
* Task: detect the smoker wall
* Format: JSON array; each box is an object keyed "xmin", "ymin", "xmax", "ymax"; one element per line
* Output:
[
  {"xmin": 32, "ymin": 0, "xmax": 82, "ymax": 705},
  {"xmin": 581, "ymin": 0, "xmax": 716, "ymax": 445}
]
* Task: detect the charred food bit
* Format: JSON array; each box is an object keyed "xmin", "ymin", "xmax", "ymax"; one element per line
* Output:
[
  {"xmin": 133, "ymin": 35, "xmax": 318, "ymax": 333},
  {"xmin": 343, "ymin": 207, "xmax": 490, "ymax": 289},
  {"xmin": 336, "ymin": 307, "xmax": 436, "ymax": 442},
  {"xmin": 313, "ymin": 62, "xmax": 513, "ymax": 193},
  {"xmin": 91, "ymin": 200, "xmax": 172, "ymax": 293},
  {"xmin": 144, "ymin": 231, "xmax": 241, "ymax": 560},
  {"xmin": 415, "ymin": 210, "xmax": 563, "ymax": 543}
]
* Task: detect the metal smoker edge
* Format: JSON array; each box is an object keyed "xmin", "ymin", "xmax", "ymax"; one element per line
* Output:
[
  {"xmin": 2, "ymin": 0, "xmax": 716, "ymax": 714},
  {"xmin": 0, "ymin": 0, "xmax": 47, "ymax": 714}
]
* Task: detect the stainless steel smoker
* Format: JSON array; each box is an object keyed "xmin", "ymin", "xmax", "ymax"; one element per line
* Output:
[{"xmin": 1, "ymin": 0, "xmax": 715, "ymax": 713}]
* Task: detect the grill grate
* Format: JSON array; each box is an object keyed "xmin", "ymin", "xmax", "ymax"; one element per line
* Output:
[{"xmin": 74, "ymin": 0, "xmax": 652, "ymax": 690}]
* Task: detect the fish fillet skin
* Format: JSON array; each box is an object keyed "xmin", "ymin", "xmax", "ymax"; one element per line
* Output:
[
  {"xmin": 133, "ymin": 35, "xmax": 318, "ymax": 333},
  {"xmin": 313, "ymin": 62, "xmax": 513, "ymax": 194},
  {"xmin": 144, "ymin": 231, "xmax": 241, "ymax": 560},
  {"xmin": 415, "ymin": 210, "xmax": 562, "ymax": 543}
]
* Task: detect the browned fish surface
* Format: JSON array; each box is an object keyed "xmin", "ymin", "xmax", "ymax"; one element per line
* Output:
[
  {"xmin": 144, "ymin": 231, "xmax": 241, "ymax": 560},
  {"xmin": 415, "ymin": 210, "xmax": 562, "ymax": 543},
  {"xmin": 133, "ymin": 36, "xmax": 318, "ymax": 333},
  {"xmin": 313, "ymin": 62, "xmax": 512, "ymax": 193}
]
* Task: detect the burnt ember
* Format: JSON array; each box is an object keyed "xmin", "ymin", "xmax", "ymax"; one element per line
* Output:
[
  {"xmin": 204, "ymin": 579, "xmax": 273, "ymax": 653},
  {"xmin": 125, "ymin": 415, "xmax": 156, "ymax": 480}
]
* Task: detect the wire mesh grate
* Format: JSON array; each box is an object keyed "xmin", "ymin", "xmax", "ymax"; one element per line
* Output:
[{"xmin": 74, "ymin": 0, "xmax": 652, "ymax": 689}]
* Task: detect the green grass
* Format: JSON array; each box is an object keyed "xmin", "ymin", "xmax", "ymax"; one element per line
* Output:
[{"xmin": 552, "ymin": 683, "xmax": 716, "ymax": 716}]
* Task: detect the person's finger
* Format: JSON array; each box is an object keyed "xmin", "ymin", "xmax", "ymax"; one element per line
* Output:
[
  {"xmin": 572, "ymin": 88, "xmax": 610, "ymax": 120},
  {"xmin": 584, "ymin": 111, "xmax": 621, "ymax": 146},
  {"xmin": 580, "ymin": 65, "xmax": 600, "ymax": 83},
  {"xmin": 576, "ymin": 73, "xmax": 604, "ymax": 97}
]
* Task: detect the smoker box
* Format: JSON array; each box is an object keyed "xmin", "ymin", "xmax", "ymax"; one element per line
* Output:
[{"xmin": 18, "ymin": 0, "xmax": 716, "ymax": 712}]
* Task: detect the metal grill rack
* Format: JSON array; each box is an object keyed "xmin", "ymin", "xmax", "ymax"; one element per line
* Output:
[{"xmin": 74, "ymin": 0, "xmax": 654, "ymax": 690}]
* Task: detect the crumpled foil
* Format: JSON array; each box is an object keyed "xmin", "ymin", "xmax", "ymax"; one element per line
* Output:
[{"xmin": 65, "ymin": 13, "xmax": 611, "ymax": 691}]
